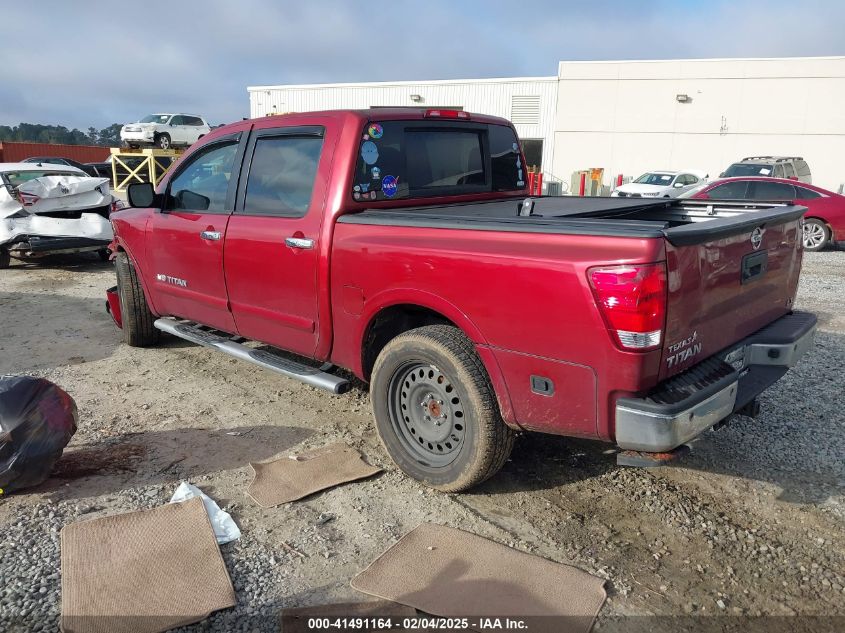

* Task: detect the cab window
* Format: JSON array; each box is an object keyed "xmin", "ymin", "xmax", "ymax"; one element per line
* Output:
[
  {"xmin": 242, "ymin": 135, "xmax": 324, "ymax": 217},
  {"xmin": 167, "ymin": 141, "xmax": 239, "ymax": 212},
  {"xmin": 351, "ymin": 120, "xmax": 523, "ymax": 202}
]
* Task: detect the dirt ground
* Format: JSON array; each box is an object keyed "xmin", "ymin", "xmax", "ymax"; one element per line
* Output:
[{"xmin": 0, "ymin": 249, "xmax": 843, "ymax": 632}]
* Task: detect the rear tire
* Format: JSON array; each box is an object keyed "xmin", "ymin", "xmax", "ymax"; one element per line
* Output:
[
  {"xmin": 0, "ymin": 248, "xmax": 10, "ymax": 269},
  {"xmin": 370, "ymin": 325, "xmax": 514, "ymax": 492},
  {"xmin": 114, "ymin": 251, "xmax": 160, "ymax": 347},
  {"xmin": 803, "ymin": 219, "xmax": 829, "ymax": 251}
]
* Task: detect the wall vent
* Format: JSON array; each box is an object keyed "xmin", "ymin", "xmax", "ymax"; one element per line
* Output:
[{"xmin": 511, "ymin": 95, "xmax": 541, "ymax": 124}]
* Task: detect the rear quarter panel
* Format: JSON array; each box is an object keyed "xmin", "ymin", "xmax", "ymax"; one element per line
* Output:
[{"xmin": 330, "ymin": 222, "xmax": 666, "ymax": 440}]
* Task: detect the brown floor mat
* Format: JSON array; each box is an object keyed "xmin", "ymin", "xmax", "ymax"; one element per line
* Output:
[
  {"xmin": 248, "ymin": 443, "xmax": 381, "ymax": 507},
  {"xmin": 280, "ymin": 600, "xmax": 417, "ymax": 632},
  {"xmin": 352, "ymin": 523, "xmax": 606, "ymax": 633},
  {"xmin": 61, "ymin": 497, "xmax": 236, "ymax": 633}
]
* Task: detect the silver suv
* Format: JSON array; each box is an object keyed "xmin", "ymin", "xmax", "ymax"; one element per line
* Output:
[{"xmin": 721, "ymin": 156, "xmax": 811, "ymax": 183}]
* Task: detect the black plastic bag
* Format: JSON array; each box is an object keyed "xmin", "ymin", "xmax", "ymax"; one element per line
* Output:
[{"xmin": 0, "ymin": 376, "xmax": 78, "ymax": 494}]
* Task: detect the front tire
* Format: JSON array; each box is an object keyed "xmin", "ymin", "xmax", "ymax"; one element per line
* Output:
[
  {"xmin": 803, "ymin": 219, "xmax": 829, "ymax": 251},
  {"xmin": 155, "ymin": 133, "xmax": 171, "ymax": 150},
  {"xmin": 370, "ymin": 325, "xmax": 514, "ymax": 492},
  {"xmin": 114, "ymin": 251, "xmax": 160, "ymax": 347}
]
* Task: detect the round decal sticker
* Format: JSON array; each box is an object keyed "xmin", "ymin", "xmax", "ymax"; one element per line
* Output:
[
  {"xmin": 361, "ymin": 141, "xmax": 379, "ymax": 165},
  {"xmin": 367, "ymin": 123, "xmax": 383, "ymax": 139},
  {"xmin": 381, "ymin": 175, "xmax": 399, "ymax": 198}
]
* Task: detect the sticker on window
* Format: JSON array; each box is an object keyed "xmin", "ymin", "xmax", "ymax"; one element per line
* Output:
[
  {"xmin": 760, "ymin": 168, "xmax": 771, "ymax": 175},
  {"xmin": 367, "ymin": 123, "xmax": 383, "ymax": 139},
  {"xmin": 361, "ymin": 141, "xmax": 379, "ymax": 165},
  {"xmin": 661, "ymin": 175, "xmax": 671, "ymax": 181},
  {"xmin": 371, "ymin": 166, "xmax": 381, "ymax": 180},
  {"xmin": 381, "ymin": 175, "xmax": 399, "ymax": 198}
]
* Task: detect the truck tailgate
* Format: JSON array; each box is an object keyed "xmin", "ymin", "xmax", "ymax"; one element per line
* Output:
[{"xmin": 660, "ymin": 204, "xmax": 805, "ymax": 381}]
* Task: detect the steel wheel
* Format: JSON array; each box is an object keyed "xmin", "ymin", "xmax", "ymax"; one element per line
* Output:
[
  {"xmin": 802, "ymin": 219, "xmax": 828, "ymax": 251},
  {"xmin": 388, "ymin": 362, "xmax": 466, "ymax": 467}
]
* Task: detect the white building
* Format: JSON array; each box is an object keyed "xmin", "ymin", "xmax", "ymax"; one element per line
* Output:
[{"xmin": 248, "ymin": 56, "xmax": 845, "ymax": 192}]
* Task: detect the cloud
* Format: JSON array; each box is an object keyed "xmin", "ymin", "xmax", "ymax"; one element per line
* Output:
[{"xmin": 1, "ymin": 0, "xmax": 843, "ymax": 130}]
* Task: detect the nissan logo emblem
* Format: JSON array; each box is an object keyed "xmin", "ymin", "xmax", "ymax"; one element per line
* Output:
[{"xmin": 751, "ymin": 227, "xmax": 763, "ymax": 250}]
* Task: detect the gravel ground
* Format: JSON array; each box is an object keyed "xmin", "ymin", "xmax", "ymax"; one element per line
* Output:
[{"xmin": 0, "ymin": 247, "xmax": 843, "ymax": 632}]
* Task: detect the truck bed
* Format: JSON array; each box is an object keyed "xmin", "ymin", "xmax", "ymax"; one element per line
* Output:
[{"xmin": 338, "ymin": 197, "xmax": 807, "ymax": 246}]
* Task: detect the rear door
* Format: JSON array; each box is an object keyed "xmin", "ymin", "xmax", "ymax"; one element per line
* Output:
[
  {"xmin": 147, "ymin": 130, "xmax": 248, "ymax": 332},
  {"xmin": 223, "ymin": 123, "xmax": 332, "ymax": 358}
]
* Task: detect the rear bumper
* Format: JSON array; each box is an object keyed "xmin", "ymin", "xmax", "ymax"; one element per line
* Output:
[
  {"xmin": 9, "ymin": 236, "xmax": 110, "ymax": 257},
  {"xmin": 615, "ymin": 311, "xmax": 817, "ymax": 452}
]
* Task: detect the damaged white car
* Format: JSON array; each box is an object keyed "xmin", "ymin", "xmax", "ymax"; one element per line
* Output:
[{"xmin": 0, "ymin": 163, "xmax": 119, "ymax": 268}]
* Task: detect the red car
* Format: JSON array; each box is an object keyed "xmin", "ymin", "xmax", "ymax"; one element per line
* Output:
[
  {"xmin": 685, "ymin": 177, "xmax": 845, "ymax": 251},
  {"xmin": 106, "ymin": 109, "xmax": 816, "ymax": 491}
]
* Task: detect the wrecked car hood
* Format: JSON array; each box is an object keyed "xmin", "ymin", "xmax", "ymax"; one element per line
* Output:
[{"xmin": 1, "ymin": 175, "xmax": 112, "ymax": 220}]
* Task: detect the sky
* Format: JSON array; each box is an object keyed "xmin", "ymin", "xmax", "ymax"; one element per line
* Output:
[{"xmin": 2, "ymin": 0, "xmax": 844, "ymax": 130}]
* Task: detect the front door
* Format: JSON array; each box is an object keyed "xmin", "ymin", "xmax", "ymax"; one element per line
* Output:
[
  {"xmin": 224, "ymin": 124, "xmax": 330, "ymax": 358},
  {"xmin": 148, "ymin": 131, "xmax": 247, "ymax": 332}
]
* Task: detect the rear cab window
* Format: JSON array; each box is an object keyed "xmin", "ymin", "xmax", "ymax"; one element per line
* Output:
[{"xmin": 351, "ymin": 120, "xmax": 524, "ymax": 202}]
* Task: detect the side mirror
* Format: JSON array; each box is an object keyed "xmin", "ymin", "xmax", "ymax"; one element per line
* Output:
[
  {"xmin": 719, "ymin": 172, "xmax": 725, "ymax": 177},
  {"xmin": 673, "ymin": 182, "xmax": 684, "ymax": 188},
  {"xmin": 176, "ymin": 189, "xmax": 210, "ymax": 211},
  {"xmin": 127, "ymin": 182, "xmax": 157, "ymax": 208}
]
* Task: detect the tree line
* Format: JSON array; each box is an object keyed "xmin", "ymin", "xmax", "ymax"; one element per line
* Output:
[{"xmin": 0, "ymin": 123, "xmax": 123, "ymax": 147}]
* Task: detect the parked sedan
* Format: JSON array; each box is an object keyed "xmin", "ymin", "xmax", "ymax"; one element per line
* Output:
[
  {"xmin": 611, "ymin": 170, "xmax": 707, "ymax": 198},
  {"xmin": 682, "ymin": 177, "xmax": 844, "ymax": 251}
]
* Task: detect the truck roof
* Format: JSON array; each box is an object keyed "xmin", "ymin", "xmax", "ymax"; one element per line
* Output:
[{"xmin": 251, "ymin": 107, "xmax": 514, "ymax": 127}]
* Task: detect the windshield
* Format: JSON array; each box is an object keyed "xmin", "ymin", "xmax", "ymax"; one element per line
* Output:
[
  {"xmin": 723, "ymin": 163, "xmax": 774, "ymax": 177},
  {"xmin": 634, "ymin": 172, "xmax": 674, "ymax": 186},
  {"xmin": 3, "ymin": 170, "xmax": 81, "ymax": 188},
  {"xmin": 678, "ymin": 182, "xmax": 709, "ymax": 198},
  {"xmin": 140, "ymin": 114, "xmax": 170, "ymax": 124}
]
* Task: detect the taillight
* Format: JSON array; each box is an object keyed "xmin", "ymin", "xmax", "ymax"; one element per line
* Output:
[
  {"xmin": 18, "ymin": 192, "xmax": 39, "ymax": 207},
  {"xmin": 588, "ymin": 263, "xmax": 667, "ymax": 351},
  {"xmin": 424, "ymin": 109, "xmax": 470, "ymax": 119}
]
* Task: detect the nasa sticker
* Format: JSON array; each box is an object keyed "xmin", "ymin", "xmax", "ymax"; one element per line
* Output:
[
  {"xmin": 367, "ymin": 123, "xmax": 383, "ymax": 139},
  {"xmin": 381, "ymin": 175, "xmax": 399, "ymax": 198}
]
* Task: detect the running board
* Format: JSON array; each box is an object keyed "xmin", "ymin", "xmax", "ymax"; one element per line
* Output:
[{"xmin": 153, "ymin": 317, "xmax": 350, "ymax": 394}]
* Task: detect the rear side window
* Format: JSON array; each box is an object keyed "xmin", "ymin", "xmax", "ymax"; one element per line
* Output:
[
  {"xmin": 243, "ymin": 135, "xmax": 323, "ymax": 217},
  {"xmin": 707, "ymin": 181, "xmax": 750, "ymax": 199},
  {"xmin": 750, "ymin": 181, "xmax": 795, "ymax": 200},
  {"xmin": 795, "ymin": 186, "xmax": 821, "ymax": 199},
  {"xmin": 351, "ymin": 120, "xmax": 523, "ymax": 202},
  {"xmin": 783, "ymin": 163, "xmax": 796, "ymax": 179}
]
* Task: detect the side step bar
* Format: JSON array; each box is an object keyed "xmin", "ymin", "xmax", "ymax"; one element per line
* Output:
[{"xmin": 154, "ymin": 317, "xmax": 350, "ymax": 395}]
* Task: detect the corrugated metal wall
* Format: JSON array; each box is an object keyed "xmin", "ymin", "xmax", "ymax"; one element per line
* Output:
[
  {"xmin": 0, "ymin": 142, "xmax": 110, "ymax": 163},
  {"xmin": 248, "ymin": 78, "xmax": 558, "ymax": 173}
]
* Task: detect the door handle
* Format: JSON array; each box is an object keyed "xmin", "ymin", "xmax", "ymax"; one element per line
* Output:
[
  {"xmin": 285, "ymin": 237, "xmax": 315, "ymax": 249},
  {"xmin": 200, "ymin": 230, "xmax": 221, "ymax": 241}
]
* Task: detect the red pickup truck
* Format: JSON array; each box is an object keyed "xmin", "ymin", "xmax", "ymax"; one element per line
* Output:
[{"xmin": 107, "ymin": 108, "xmax": 816, "ymax": 491}]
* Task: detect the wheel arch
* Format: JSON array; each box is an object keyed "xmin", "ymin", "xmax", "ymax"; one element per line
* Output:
[{"xmin": 358, "ymin": 292, "xmax": 516, "ymax": 426}]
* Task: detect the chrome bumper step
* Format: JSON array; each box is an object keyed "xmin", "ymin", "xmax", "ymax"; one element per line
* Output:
[{"xmin": 153, "ymin": 317, "xmax": 350, "ymax": 394}]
